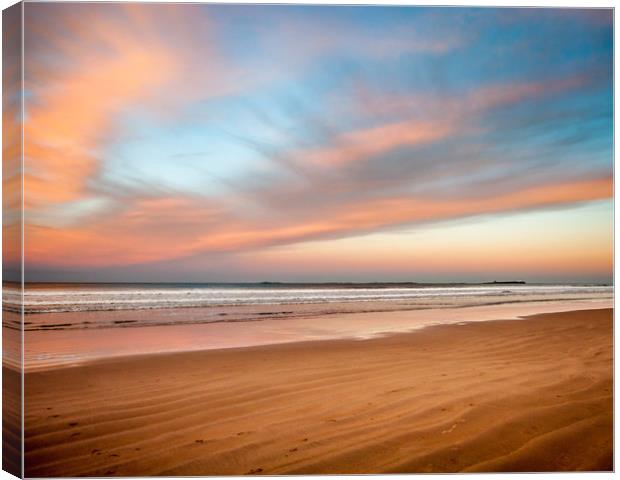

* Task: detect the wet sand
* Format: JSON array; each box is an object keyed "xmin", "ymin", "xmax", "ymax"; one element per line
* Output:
[
  {"xmin": 24, "ymin": 308, "xmax": 612, "ymax": 475},
  {"xmin": 24, "ymin": 299, "xmax": 610, "ymax": 371}
]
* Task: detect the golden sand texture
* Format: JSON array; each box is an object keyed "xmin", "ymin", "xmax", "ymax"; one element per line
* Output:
[{"xmin": 24, "ymin": 308, "xmax": 612, "ymax": 476}]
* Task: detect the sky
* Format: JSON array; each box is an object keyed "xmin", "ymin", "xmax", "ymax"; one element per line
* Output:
[{"xmin": 11, "ymin": 4, "xmax": 613, "ymax": 283}]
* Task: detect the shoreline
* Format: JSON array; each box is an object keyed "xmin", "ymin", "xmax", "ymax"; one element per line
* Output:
[
  {"xmin": 23, "ymin": 299, "xmax": 612, "ymax": 372},
  {"xmin": 16, "ymin": 294, "xmax": 613, "ymax": 321},
  {"xmin": 24, "ymin": 307, "xmax": 613, "ymax": 475}
]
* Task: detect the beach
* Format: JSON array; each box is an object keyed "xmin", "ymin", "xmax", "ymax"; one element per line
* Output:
[
  {"xmin": 24, "ymin": 307, "xmax": 612, "ymax": 476},
  {"xmin": 8, "ymin": 4, "xmax": 614, "ymax": 476}
]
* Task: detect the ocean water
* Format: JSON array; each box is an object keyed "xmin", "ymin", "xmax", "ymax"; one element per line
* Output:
[
  {"xmin": 6, "ymin": 282, "xmax": 613, "ymax": 312},
  {"xmin": 2, "ymin": 282, "xmax": 613, "ymax": 328}
]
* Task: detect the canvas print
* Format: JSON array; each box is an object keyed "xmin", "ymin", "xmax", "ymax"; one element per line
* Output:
[{"xmin": 2, "ymin": 2, "xmax": 614, "ymax": 477}]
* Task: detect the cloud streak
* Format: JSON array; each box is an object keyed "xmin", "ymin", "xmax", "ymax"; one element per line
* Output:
[{"xmin": 25, "ymin": 175, "xmax": 611, "ymax": 268}]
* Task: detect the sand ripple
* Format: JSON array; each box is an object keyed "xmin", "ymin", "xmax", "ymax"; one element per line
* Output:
[{"xmin": 24, "ymin": 308, "xmax": 612, "ymax": 475}]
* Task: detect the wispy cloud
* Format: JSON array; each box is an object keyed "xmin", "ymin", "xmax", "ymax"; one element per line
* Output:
[{"xmin": 26, "ymin": 175, "xmax": 611, "ymax": 268}]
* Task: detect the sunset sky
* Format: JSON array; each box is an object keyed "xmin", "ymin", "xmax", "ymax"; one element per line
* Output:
[{"xmin": 17, "ymin": 4, "xmax": 613, "ymax": 283}]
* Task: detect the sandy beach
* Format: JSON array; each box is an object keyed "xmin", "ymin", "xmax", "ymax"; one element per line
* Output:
[
  {"xmin": 23, "ymin": 307, "xmax": 612, "ymax": 476},
  {"xmin": 8, "ymin": 4, "xmax": 614, "ymax": 476}
]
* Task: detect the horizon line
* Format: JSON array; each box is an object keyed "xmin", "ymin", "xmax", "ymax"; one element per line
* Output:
[{"xmin": 5, "ymin": 280, "xmax": 614, "ymax": 287}]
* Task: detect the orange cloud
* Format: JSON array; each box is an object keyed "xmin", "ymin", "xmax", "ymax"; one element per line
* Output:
[
  {"xmin": 25, "ymin": 176, "xmax": 612, "ymax": 268},
  {"xmin": 308, "ymin": 72, "xmax": 591, "ymax": 170},
  {"xmin": 23, "ymin": 4, "xmax": 252, "ymax": 212},
  {"xmin": 24, "ymin": 8, "xmax": 178, "ymax": 208},
  {"xmin": 333, "ymin": 176, "xmax": 613, "ymax": 229},
  {"xmin": 301, "ymin": 119, "xmax": 458, "ymax": 167}
]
